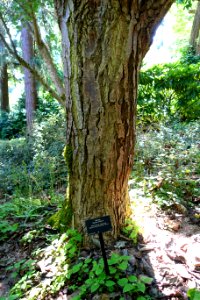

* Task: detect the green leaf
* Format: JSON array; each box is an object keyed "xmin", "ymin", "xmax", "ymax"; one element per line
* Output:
[
  {"xmin": 84, "ymin": 258, "xmax": 92, "ymax": 264},
  {"xmin": 71, "ymin": 295, "xmax": 81, "ymax": 300},
  {"xmin": 124, "ymin": 225, "xmax": 133, "ymax": 231},
  {"xmin": 105, "ymin": 280, "xmax": 115, "ymax": 287},
  {"xmin": 137, "ymin": 297, "xmax": 147, "ymax": 300},
  {"xmin": 136, "ymin": 282, "xmax": 146, "ymax": 293},
  {"xmin": 69, "ymin": 245, "xmax": 77, "ymax": 255},
  {"xmin": 85, "ymin": 278, "xmax": 93, "ymax": 285},
  {"xmin": 4, "ymin": 295, "xmax": 19, "ymax": 300},
  {"xmin": 90, "ymin": 282, "xmax": 100, "ymax": 293},
  {"xmin": 98, "ymin": 272, "xmax": 106, "ymax": 281},
  {"xmin": 187, "ymin": 288, "xmax": 200, "ymax": 300},
  {"xmin": 94, "ymin": 264, "xmax": 104, "ymax": 276},
  {"xmin": 139, "ymin": 275, "xmax": 153, "ymax": 284},
  {"xmin": 11, "ymin": 272, "xmax": 18, "ymax": 279},
  {"xmin": 128, "ymin": 275, "xmax": 137, "ymax": 282},
  {"xmin": 109, "ymin": 266, "xmax": 117, "ymax": 274},
  {"xmin": 123, "ymin": 283, "xmax": 134, "ymax": 293},
  {"xmin": 118, "ymin": 261, "xmax": 128, "ymax": 271},
  {"xmin": 117, "ymin": 278, "xmax": 128, "ymax": 287},
  {"xmin": 108, "ymin": 253, "xmax": 121, "ymax": 265},
  {"xmin": 71, "ymin": 262, "xmax": 83, "ymax": 274}
]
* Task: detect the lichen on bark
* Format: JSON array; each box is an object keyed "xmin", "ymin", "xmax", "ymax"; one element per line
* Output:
[
  {"xmin": 63, "ymin": 144, "xmax": 73, "ymax": 175},
  {"xmin": 48, "ymin": 196, "xmax": 73, "ymax": 232},
  {"xmin": 48, "ymin": 145, "xmax": 73, "ymax": 231}
]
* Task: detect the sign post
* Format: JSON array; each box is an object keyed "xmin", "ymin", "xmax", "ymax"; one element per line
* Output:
[{"xmin": 85, "ymin": 216, "xmax": 112, "ymax": 275}]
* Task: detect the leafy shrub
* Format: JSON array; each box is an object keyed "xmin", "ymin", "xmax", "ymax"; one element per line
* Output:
[
  {"xmin": 132, "ymin": 121, "xmax": 200, "ymax": 208},
  {"xmin": 0, "ymin": 94, "xmax": 61, "ymax": 140},
  {"xmin": 0, "ymin": 138, "xmax": 33, "ymax": 195},
  {"xmin": 0, "ymin": 109, "xmax": 67, "ymax": 198},
  {"xmin": 138, "ymin": 51, "xmax": 200, "ymax": 124},
  {"xmin": 0, "ymin": 108, "xmax": 26, "ymax": 139}
]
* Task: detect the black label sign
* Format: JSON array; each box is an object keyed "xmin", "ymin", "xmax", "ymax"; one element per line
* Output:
[{"xmin": 85, "ymin": 216, "xmax": 112, "ymax": 235}]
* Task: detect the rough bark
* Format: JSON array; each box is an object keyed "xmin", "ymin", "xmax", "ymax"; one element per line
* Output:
[
  {"xmin": 189, "ymin": 1, "xmax": 200, "ymax": 55},
  {"xmin": 21, "ymin": 26, "xmax": 37, "ymax": 134},
  {"xmin": 55, "ymin": 0, "xmax": 173, "ymax": 242}
]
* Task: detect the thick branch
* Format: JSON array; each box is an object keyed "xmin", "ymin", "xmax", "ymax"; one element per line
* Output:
[
  {"xmin": 0, "ymin": 31, "xmax": 64, "ymax": 106},
  {"xmin": 0, "ymin": 11, "xmax": 18, "ymax": 58},
  {"xmin": 137, "ymin": 0, "xmax": 174, "ymax": 58},
  {"xmin": 0, "ymin": 13, "xmax": 65, "ymax": 106},
  {"xmin": 30, "ymin": 12, "xmax": 65, "ymax": 100}
]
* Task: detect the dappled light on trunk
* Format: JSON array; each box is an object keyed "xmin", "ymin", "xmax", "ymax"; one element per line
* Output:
[{"xmin": 55, "ymin": 0, "xmax": 173, "ymax": 241}]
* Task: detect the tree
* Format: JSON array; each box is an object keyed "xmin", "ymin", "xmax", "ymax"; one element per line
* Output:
[
  {"xmin": 54, "ymin": 0, "xmax": 174, "ymax": 241},
  {"xmin": 0, "ymin": 0, "xmax": 191, "ymax": 243},
  {"xmin": 189, "ymin": 1, "xmax": 200, "ymax": 55},
  {"xmin": 0, "ymin": 1, "xmax": 65, "ymax": 107},
  {"xmin": 21, "ymin": 25, "xmax": 37, "ymax": 134},
  {"xmin": 0, "ymin": 23, "xmax": 9, "ymax": 112}
]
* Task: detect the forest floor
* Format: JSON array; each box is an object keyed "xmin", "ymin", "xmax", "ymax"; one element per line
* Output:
[
  {"xmin": 1, "ymin": 121, "xmax": 200, "ymax": 300},
  {"xmin": 128, "ymin": 187, "xmax": 200, "ymax": 299},
  {"xmin": 0, "ymin": 185, "xmax": 200, "ymax": 300}
]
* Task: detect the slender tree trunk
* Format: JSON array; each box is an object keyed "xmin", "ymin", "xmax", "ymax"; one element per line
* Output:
[
  {"xmin": 55, "ymin": 0, "xmax": 173, "ymax": 242},
  {"xmin": 0, "ymin": 23, "xmax": 9, "ymax": 112},
  {"xmin": 0, "ymin": 62, "xmax": 9, "ymax": 112},
  {"xmin": 21, "ymin": 26, "xmax": 37, "ymax": 135},
  {"xmin": 189, "ymin": 1, "xmax": 200, "ymax": 55}
]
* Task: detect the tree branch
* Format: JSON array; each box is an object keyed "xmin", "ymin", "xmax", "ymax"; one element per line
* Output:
[
  {"xmin": 0, "ymin": 11, "xmax": 18, "ymax": 58},
  {"xmin": 0, "ymin": 31, "xmax": 64, "ymax": 106},
  {"xmin": 14, "ymin": 0, "xmax": 65, "ymax": 99},
  {"xmin": 29, "ymin": 12, "xmax": 65, "ymax": 100},
  {"xmin": 0, "ymin": 12, "xmax": 65, "ymax": 106}
]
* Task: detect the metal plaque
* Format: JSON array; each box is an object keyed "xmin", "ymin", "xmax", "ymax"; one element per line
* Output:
[{"xmin": 85, "ymin": 216, "xmax": 112, "ymax": 235}]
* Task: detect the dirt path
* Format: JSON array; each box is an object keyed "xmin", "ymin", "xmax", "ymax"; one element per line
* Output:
[{"xmin": 129, "ymin": 187, "xmax": 200, "ymax": 299}]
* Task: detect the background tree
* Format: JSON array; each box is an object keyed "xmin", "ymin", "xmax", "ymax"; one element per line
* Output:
[
  {"xmin": 0, "ymin": 0, "xmax": 65, "ymax": 107},
  {"xmin": 189, "ymin": 1, "xmax": 200, "ymax": 55},
  {"xmin": 21, "ymin": 25, "xmax": 37, "ymax": 134},
  {"xmin": 0, "ymin": 23, "xmax": 9, "ymax": 112}
]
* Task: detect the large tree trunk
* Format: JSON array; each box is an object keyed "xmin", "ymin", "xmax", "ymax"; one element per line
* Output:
[
  {"xmin": 189, "ymin": 1, "xmax": 200, "ymax": 55},
  {"xmin": 21, "ymin": 26, "xmax": 37, "ymax": 135},
  {"xmin": 55, "ymin": 0, "xmax": 173, "ymax": 242}
]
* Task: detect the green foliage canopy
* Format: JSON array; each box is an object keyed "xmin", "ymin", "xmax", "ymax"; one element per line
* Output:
[{"xmin": 138, "ymin": 51, "xmax": 200, "ymax": 123}]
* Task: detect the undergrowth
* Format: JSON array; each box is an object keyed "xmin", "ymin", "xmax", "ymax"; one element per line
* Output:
[
  {"xmin": 132, "ymin": 121, "xmax": 200, "ymax": 211},
  {"xmin": 0, "ymin": 110, "xmax": 67, "ymax": 199},
  {"xmin": 0, "ymin": 195, "xmax": 63, "ymax": 242},
  {"xmin": 3, "ymin": 229, "xmax": 152, "ymax": 300}
]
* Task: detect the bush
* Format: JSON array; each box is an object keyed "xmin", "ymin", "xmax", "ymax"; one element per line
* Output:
[
  {"xmin": 0, "ymin": 109, "xmax": 26, "ymax": 139},
  {"xmin": 0, "ymin": 94, "xmax": 61, "ymax": 140},
  {"xmin": 0, "ymin": 110, "xmax": 67, "ymax": 198},
  {"xmin": 138, "ymin": 50, "xmax": 200, "ymax": 125},
  {"xmin": 132, "ymin": 121, "xmax": 200, "ymax": 208}
]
